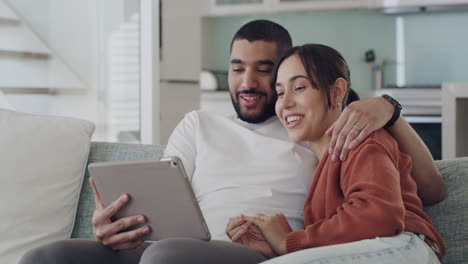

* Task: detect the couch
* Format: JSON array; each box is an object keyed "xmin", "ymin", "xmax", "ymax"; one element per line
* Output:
[{"xmin": 71, "ymin": 142, "xmax": 468, "ymax": 263}]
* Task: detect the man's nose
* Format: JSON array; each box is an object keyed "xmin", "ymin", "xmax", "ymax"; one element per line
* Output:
[{"xmin": 241, "ymin": 70, "xmax": 258, "ymax": 90}]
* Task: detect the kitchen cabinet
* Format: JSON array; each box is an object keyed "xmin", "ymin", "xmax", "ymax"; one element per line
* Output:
[
  {"xmin": 159, "ymin": 0, "xmax": 201, "ymax": 143},
  {"xmin": 378, "ymin": 0, "xmax": 468, "ymax": 12},
  {"xmin": 442, "ymin": 83, "xmax": 468, "ymax": 159},
  {"xmin": 202, "ymin": 0, "xmax": 274, "ymax": 16},
  {"xmin": 160, "ymin": 81, "xmax": 200, "ymax": 143},
  {"xmin": 202, "ymin": 0, "xmax": 468, "ymax": 16},
  {"xmin": 379, "ymin": 0, "xmax": 468, "ymax": 7},
  {"xmin": 202, "ymin": 0, "xmax": 375, "ymax": 16},
  {"xmin": 161, "ymin": 0, "xmax": 201, "ymax": 81},
  {"xmin": 274, "ymin": 0, "xmax": 375, "ymax": 13}
]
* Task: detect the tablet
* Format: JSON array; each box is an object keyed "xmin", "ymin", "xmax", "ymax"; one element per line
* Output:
[{"xmin": 88, "ymin": 157, "xmax": 211, "ymax": 242}]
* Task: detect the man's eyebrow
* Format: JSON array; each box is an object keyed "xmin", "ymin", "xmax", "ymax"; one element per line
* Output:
[
  {"xmin": 256, "ymin": 60, "xmax": 274, "ymax": 66},
  {"xmin": 230, "ymin": 59, "xmax": 243, "ymax": 64}
]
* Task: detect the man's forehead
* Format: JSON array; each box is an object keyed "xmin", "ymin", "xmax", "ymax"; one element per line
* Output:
[{"xmin": 230, "ymin": 39, "xmax": 279, "ymax": 62}]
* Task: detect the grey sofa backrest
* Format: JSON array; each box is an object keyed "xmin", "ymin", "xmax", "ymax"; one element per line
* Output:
[
  {"xmin": 72, "ymin": 142, "xmax": 468, "ymax": 263},
  {"xmin": 424, "ymin": 158, "xmax": 468, "ymax": 263}
]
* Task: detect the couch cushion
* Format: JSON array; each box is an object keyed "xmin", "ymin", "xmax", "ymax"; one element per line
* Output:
[
  {"xmin": 0, "ymin": 109, "xmax": 95, "ymax": 263},
  {"xmin": 71, "ymin": 142, "xmax": 165, "ymax": 239},
  {"xmin": 424, "ymin": 158, "xmax": 468, "ymax": 263}
]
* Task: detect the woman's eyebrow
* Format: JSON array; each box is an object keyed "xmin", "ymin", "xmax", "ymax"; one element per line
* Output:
[
  {"xmin": 276, "ymin": 75, "xmax": 308, "ymax": 88},
  {"xmin": 290, "ymin": 75, "xmax": 308, "ymax": 82}
]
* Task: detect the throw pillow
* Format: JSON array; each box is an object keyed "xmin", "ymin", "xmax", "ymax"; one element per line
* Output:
[{"xmin": 0, "ymin": 109, "xmax": 95, "ymax": 263}]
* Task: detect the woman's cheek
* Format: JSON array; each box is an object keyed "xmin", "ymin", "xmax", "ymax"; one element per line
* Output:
[{"xmin": 275, "ymin": 102, "xmax": 282, "ymax": 120}]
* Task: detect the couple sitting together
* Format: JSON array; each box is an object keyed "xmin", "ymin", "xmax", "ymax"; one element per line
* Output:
[{"xmin": 21, "ymin": 20, "xmax": 445, "ymax": 264}]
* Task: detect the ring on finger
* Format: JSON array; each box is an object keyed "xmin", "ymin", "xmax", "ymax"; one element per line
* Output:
[{"xmin": 352, "ymin": 125, "xmax": 363, "ymax": 132}]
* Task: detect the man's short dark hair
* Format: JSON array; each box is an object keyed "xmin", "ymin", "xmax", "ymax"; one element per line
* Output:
[{"xmin": 230, "ymin": 20, "xmax": 292, "ymax": 57}]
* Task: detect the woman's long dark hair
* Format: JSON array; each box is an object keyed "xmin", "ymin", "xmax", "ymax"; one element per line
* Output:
[{"xmin": 271, "ymin": 44, "xmax": 360, "ymax": 108}]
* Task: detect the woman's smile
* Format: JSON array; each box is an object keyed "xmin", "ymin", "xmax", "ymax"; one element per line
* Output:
[{"xmin": 284, "ymin": 114, "xmax": 304, "ymax": 128}]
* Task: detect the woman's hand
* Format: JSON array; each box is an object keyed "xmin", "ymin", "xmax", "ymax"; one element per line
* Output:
[
  {"xmin": 225, "ymin": 215, "xmax": 276, "ymax": 258},
  {"xmin": 244, "ymin": 213, "xmax": 292, "ymax": 256}
]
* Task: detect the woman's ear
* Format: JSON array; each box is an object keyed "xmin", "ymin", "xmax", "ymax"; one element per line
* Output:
[{"xmin": 331, "ymin": 78, "xmax": 347, "ymax": 108}]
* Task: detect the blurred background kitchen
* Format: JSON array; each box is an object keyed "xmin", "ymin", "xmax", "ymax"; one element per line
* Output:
[{"xmin": 0, "ymin": 0, "xmax": 467, "ymax": 159}]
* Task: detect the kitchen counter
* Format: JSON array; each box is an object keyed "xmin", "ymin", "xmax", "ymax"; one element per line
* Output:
[{"xmin": 372, "ymin": 88, "xmax": 441, "ymax": 116}]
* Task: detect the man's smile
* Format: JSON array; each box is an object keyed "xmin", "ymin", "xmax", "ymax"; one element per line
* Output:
[{"xmin": 239, "ymin": 94, "xmax": 264, "ymax": 107}]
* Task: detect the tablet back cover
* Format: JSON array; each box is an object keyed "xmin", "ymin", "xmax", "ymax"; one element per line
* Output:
[{"xmin": 89, "ymin": 157, "xmax": 210, "ymax": 241}]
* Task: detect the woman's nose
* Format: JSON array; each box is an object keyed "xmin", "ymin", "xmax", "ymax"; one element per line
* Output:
[{"xmin": 282, "ymin": 92, "xmax": 295, "ymax": 109}]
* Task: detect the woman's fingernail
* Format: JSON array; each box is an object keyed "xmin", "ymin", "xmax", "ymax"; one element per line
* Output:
[
  {"xmin": 328, "ymin": 147, "xmax": 333, "ymax": 154},
  {"xmin": 121, "ymin": 194, "xmax": 128, "ymax": 202},
  {"xmin": 332, "ymin": 154, "xmax": 337, "ymax": 161},
  {"xmin": 340, "ymin": 154, "xmax": 345, "ymax": 161},
  {"xmin": 138, "ymin": 216, "xmax": 145, "ymax": 223}
]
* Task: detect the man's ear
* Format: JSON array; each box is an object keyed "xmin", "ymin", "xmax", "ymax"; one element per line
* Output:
[{"xmin": 331, "ymin": 78, "xmax": 347, "ymax": 108}]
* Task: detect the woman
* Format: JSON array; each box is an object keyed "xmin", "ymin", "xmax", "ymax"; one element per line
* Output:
[{"xmin": 227, "ymin": 44, "xmax": 445, "ymax": 263}]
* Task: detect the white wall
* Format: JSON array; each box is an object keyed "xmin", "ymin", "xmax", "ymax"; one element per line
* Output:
[
  {"xmin": 3, "ymin": 0, "xmax": 134, "ymax": 141},
  {"xmin": 7, "ymin": 0, "xmax": 96, "ymax": 87}
]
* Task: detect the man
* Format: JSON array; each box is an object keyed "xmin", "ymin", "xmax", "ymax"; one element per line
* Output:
[{"xmin": 21, "ymin": 20, "xmax": 444, "ymax": 264}]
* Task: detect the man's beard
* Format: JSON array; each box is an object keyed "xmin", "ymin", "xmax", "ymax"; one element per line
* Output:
[{"xmin": 230, "ymin": 90, "xmax": 276, "ymax": 124}]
